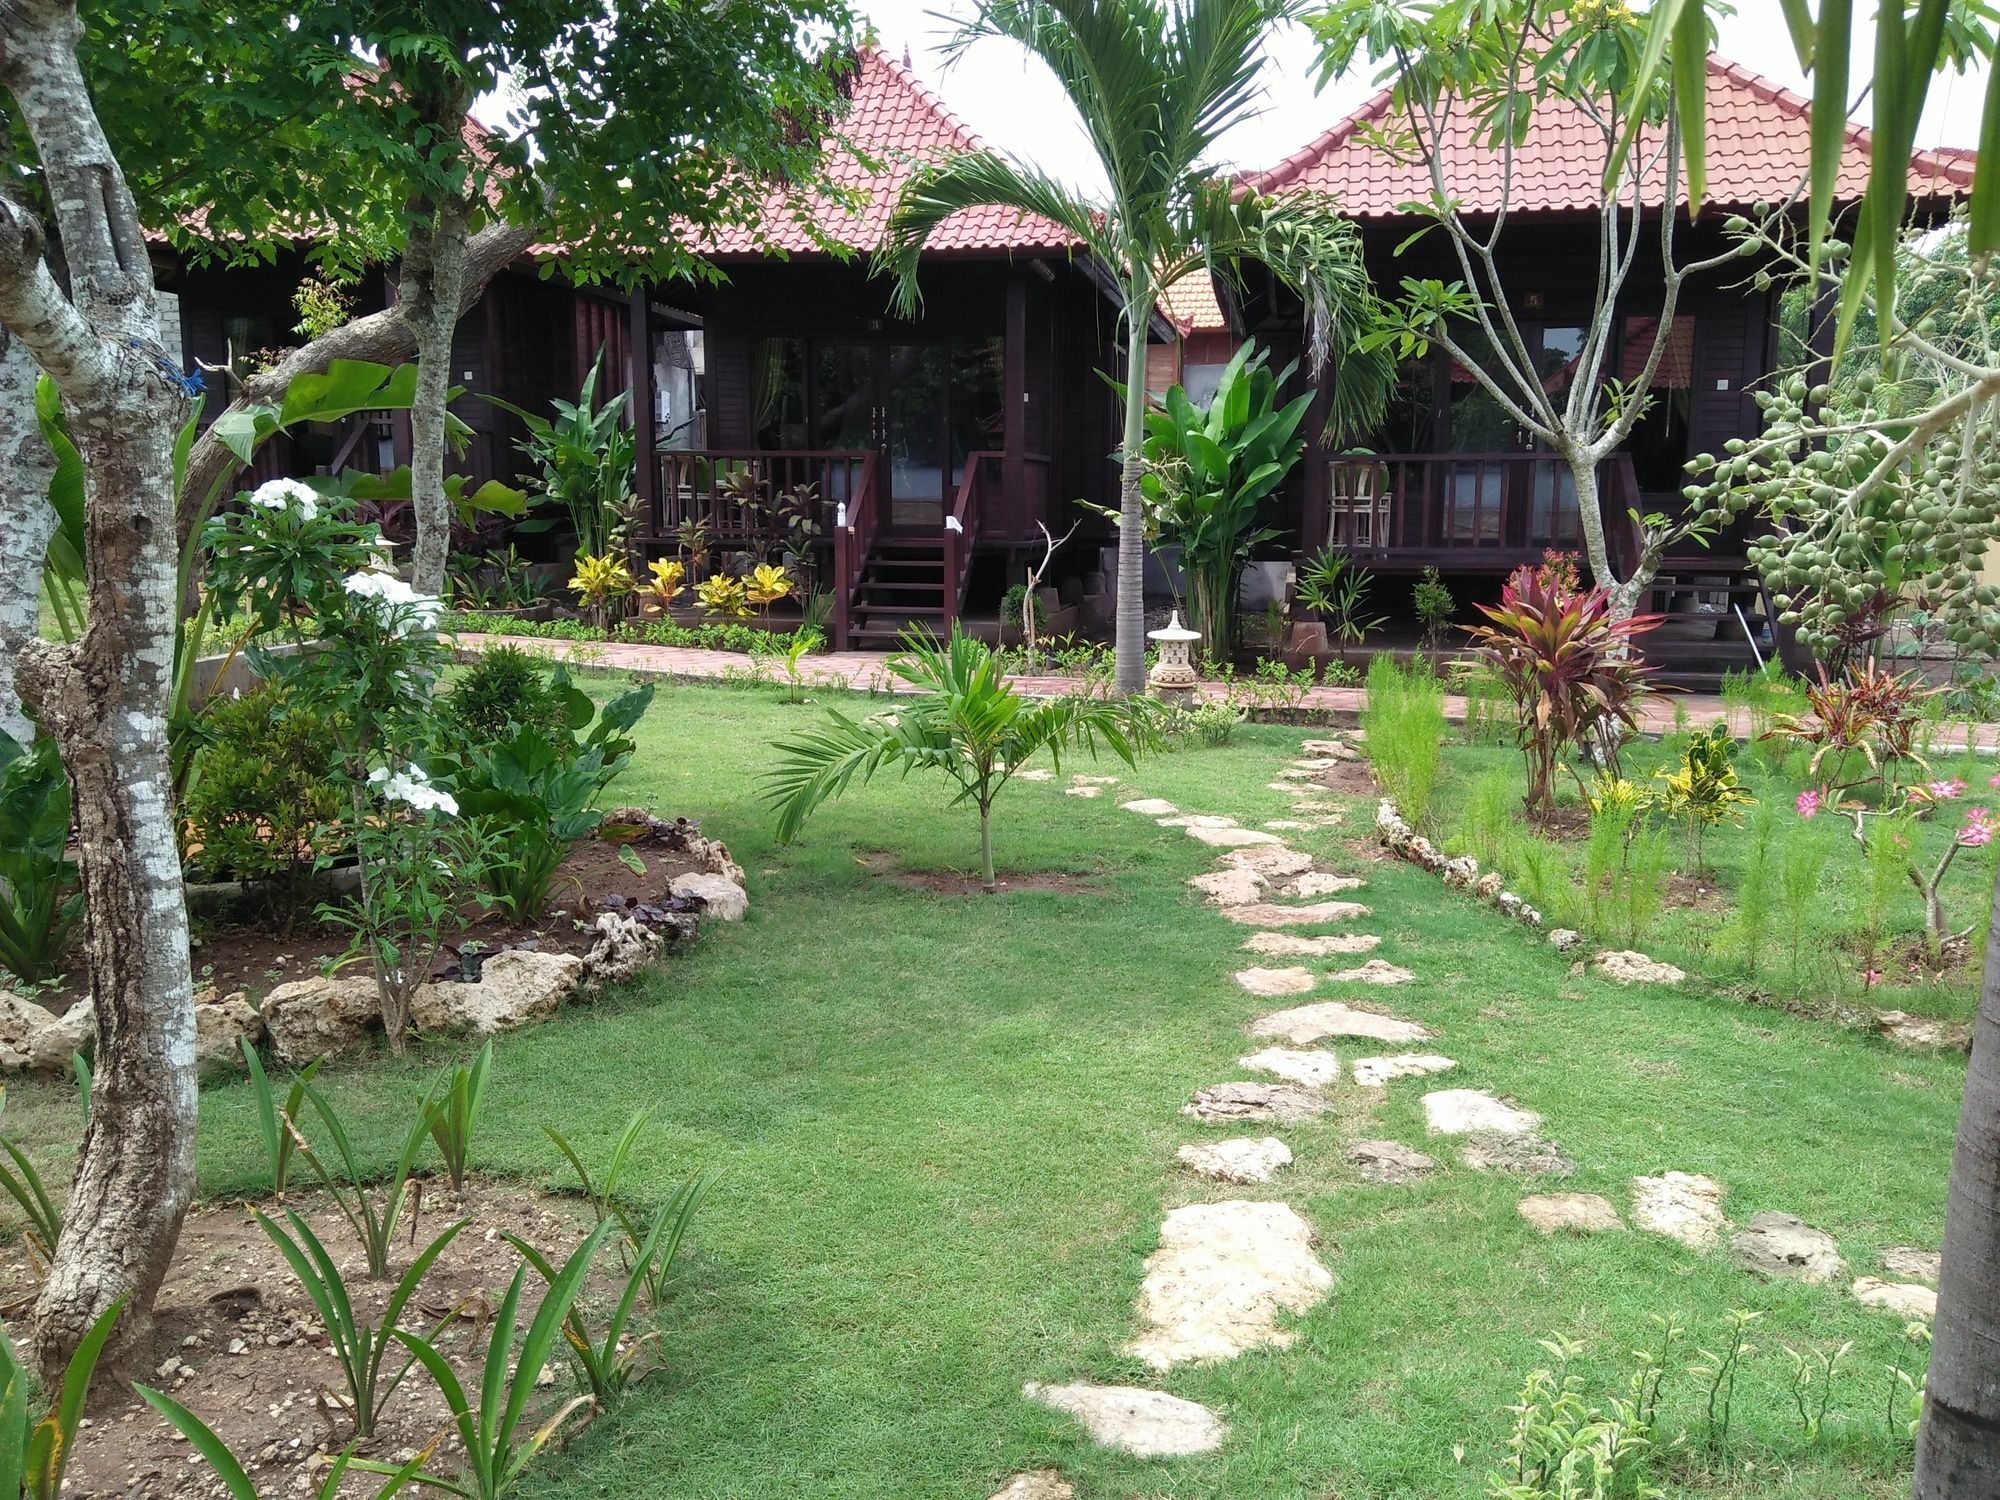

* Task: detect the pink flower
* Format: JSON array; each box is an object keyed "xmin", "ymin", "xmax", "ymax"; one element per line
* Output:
[
  {"xmin": 1863, "ymin": 968, "xmax": 1882, "ymax": 988},
  {"xmin": 1959, "ymin": 807, "xmax": 1994, "ymax": 848},
  {"xmin": 1989, "ymin": 772, "xmax": 2000, "ymax": 789},
  {"xmin": 1796, "ymin": 789, "xmax": 1821, "ymax": 819},
  {"xmin": 1929, "ymin": 778, "xmax": 1967, "ymax": 801}
]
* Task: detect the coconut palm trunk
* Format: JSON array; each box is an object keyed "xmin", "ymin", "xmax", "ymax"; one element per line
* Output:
[
  {"xmin": 1913, "ymin": 861, "xmax": 2000, "ymax": 1495},
  {"xmin": 1115, "ymin": 287, "xmax": 1153, "ymax": 695}
]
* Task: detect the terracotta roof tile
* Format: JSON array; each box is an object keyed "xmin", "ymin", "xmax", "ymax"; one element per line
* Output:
[
  {"xmin": 1242, "ymin": 53, "xmax": 1974, "ymax": 217},
  {"xmin": 704, "ymin": 45, "xmax": 1077, "ymax": 258},
  {"xmin": 1160, "ymin": 272, "xmax": 1228, "ymax": 333}
]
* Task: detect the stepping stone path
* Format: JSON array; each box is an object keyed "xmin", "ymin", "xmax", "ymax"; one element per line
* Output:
[
  {"xmin": 1159, "ymin": 814, "xmax": 1236, "ymax": 829},
  {"xmin": 1852, "ymin": 1276, "xmax": 1937, "ymax": 1319},
  {"xmin": 1350, "ymin": 1054, "xmax": 1456, "ymax": 1088},
  {"xmin": 1178, "ymin": 1136, "xmax": 1292, "ymax": 1184},
  {"xmin": 1423, "ymin": 1089, "xmax": 1539, "ymax": 1136},
  {"xmin": 1462, "ymin": 1133, "xmax": 1574, "ymax": 1176},
  {"xmin": 1348, "ymin": 1139, "xmax": 1436, "ymax": 1184},
  {"xmin": 1329, "ymin": 959, "xmax": 1414, "ymax": 985},
  {"xmin": 1022, "ymin": 1382, "xmax": 1226, "ymax": 1458},
  {"xmin": 1595, "ymin": 950, "xmax": 1686, "ymax": 985},
  {"xmin": 1731, "ymin": 1211, "xmax": 1844, "ymax": 1283},
  {"xmin": 1190, "ymin": 870, "xmax": 1267, "ymax": 907},
  {"xmin": 1223, "ymin": 901, "xmax": 1372, "ymax": 928},
  {"xmin": 1234, "ymin": 967, "xmax": 1318, "ymax": 997},
  {"xmin": 1064, "ymin": 785, "xmax": 1103, "ymax": 798},
  {"xmin": 1014, "ymin": 769, "xmax": 1054, "ymax": 781},
  {"xmin": 1126, "ymin": 1201, "xmax": 1332, "ymax": 1370},
  {"xmin": 1238, "ymin": 1046, "xmax": 1340, "ymax": 1088},
  {"xmin": 988, "ymin": 1473, "xmax": 1072, "ymax": 1500},
  {"xmin": 1120, "ymin": 798, "xmax": 1178, "ymax": 816},
  {"xmin": 1519, "ymin": 1193, "xmax": 1622, "ymax": 1234},
  {"xmin": 1242, "ymin": 932, "xmax": 1380, "ymax": 957},
  {"xmin": 1263, "ymin": 816, "xmax": 1340, "ymax": 831},
  {"xmin": 1187, "ymin": 825, "xmax": 1284, "ymax": 848},
  {"xmin": 1883, "ymin": 1246, "xmax": 1942, "ymax": 1283},
  {"xmin": 1072, "ymin": 774, "xmax": 1120, "ymax": 786},
  {"xmin": 1184, "ymin": 1081, "xmax": 1330, "ymax": 1125},
  {"xmin": 1630, "ymin": 1172, "xmax": 1728, "ymax": 1250},
  {"xmin": 1221, "ymin": 846, "xmax": 1316, "ymax": 878},
  {"xmin": 1252, "ymin": 1000, "xmax": 1430, "ymax": 1045}
]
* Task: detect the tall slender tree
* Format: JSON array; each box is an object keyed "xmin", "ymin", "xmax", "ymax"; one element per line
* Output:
[
  {"xmin": 0, "ymin": 0, "xmax": 203, "ymax": 1382},
  {"xmin": 879, "ymin": 0, "xmax": 1392, "ymax": 696}
]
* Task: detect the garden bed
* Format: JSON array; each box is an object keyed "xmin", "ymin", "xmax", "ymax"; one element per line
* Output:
[{"xmin": 3, "ymin": 1181, "xmax": 605, "ymax": 1500}]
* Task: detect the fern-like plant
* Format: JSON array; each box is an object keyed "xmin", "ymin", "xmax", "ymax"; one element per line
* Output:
[{"xmin": 763, "ymin": 627, "xmax": 1156, "ymax": 890}]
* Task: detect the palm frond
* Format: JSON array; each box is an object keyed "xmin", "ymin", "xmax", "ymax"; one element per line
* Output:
[
  {"xmin": 1158, "ymin": 0, "xmax": 1294, "ymax": 179},
  {"xmin": 761, "ymin": 709, "xmax": 916, "ymax": 842},
  {"xmin": 876, "ymin": 151, "xmax": 1115, "ymax": 317},
  {"xmin": 1176, "ymin": 181, "xmax": 1396, "ymax": 442}
]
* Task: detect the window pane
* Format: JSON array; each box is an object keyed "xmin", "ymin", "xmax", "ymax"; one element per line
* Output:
[
  {"xmin": 948, "ymin": 336, "xmax": 1005, "ymax": 484},
  {"xmin": 751, "ymin": 338, "xmax": 806, "ymax": 449}
]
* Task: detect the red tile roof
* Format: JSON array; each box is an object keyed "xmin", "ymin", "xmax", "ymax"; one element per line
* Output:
[
  {"xmin": 1160, "ymin": 273, "xmax": 1229, "ymax": 334},
  {"xmin": 704, "ymin": 45, "xmax": 1078, "ymax": 258},
  {"xmin": 1242, "ymin": 54, "xmax": 1975, "ymax": 217}
]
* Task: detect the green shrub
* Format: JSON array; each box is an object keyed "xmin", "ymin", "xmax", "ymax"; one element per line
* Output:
[
  {"xmin": 1361, "ymin": 654, "xmax": 1446, "ymax": 826},
  {"xmin": 0, "ymin": 731, "xmax": 82, "ymax": 987},
  {"xmin": 442, "ymin": 646, "xmax": 569, "ymax": 749},
  {"xmin": 1455, "ymin": 767, "xmax": 1514, "ymax": 869},
  {"xmin": 181, "ymin": 685, "xmax": 344, "ymax": 907},
  {"xmin": 1161, "ymin": 701, "xmax": 1245, "ymax": 748}
]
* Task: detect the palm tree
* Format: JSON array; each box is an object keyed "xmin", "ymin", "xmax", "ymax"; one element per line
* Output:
[
  {"xmin": 877, "ymin": 0, "xmax": 1393, "ymax": 696},
  {"xmin": 763, "ymin": 627, "xmax": 1155, "ymax": 890}
]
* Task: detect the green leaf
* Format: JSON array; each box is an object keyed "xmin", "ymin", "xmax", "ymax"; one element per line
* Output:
[{"xmin": 134, "ymin": 1387, "xmax": 260, "ymax": 1500}]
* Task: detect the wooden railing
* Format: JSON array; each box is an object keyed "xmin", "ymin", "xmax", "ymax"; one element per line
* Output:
[
  {"xmin": 945, "ymin": 451, "xmax": 1000, "ymax": 630},
  {"xmin": 1323, "ymin": 450, "xmax": 1640, "ymax": 568},
  {"xmin": 649, "ymin": 449, "xmax": 870, "ymax": 550},
  {"xmin": 831, "ymin": 451, "xmax": 881, "ymax": 651}
]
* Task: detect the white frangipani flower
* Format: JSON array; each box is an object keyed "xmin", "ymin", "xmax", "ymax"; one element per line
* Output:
[
  {"xmin": 247, "ymin": 477, "xmax": 320, "ymax": 522},
  {"xmin": 342, "ymin": 570, "xmax": 443, "ymax": 633},
  {"xmin": 370, "ymin": 762, "xmax": 457, "ymax": 815}
]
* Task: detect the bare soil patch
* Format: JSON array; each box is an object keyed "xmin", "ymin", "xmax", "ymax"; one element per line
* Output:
[
  {"xmin": 853, "ymin": 852, "xmax": 1099, "ymax": 896},
  {"xmin": 0, "ymin": 1181, "xmax": 624, "ymax": 1499},
  {"xmin": 1308, "ymin": 761, "xmax": 1378, "ymax": 796}
]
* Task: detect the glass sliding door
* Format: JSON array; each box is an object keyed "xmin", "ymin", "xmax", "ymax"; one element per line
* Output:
[{"xmin": 885, "ymin": 343, "xmax": 948, "ymax": 529}]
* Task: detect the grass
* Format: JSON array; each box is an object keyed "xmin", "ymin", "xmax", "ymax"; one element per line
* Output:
[
  {"xmin": 1428, "ymin": 723, "xmax": 1995, "ymax": 1022},
  {"xmin": 0, "ymin": 680, "xmax": 1966, "ymax": 1498}
]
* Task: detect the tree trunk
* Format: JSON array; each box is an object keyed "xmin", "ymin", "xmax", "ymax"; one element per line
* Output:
[
  {"xmin": 1113, "ymin": 301, "xmax": 1150, "ymax": 698},
  {"xmin": 0, "ymin": 0, "xmax": 202, "ymax": 1382},
  {"xmin": 1913, "ymin": 861, "xmax": 2000, "ymax": 1496},
  {"xmin": 0, "ymin": 326, "xmax": 58, "ymax": 743},
  {"xmin": 404, "ymin": 196, "xmax": 470, "ymax": 597},
  {"xmin": 979, "ymin": 799, "xmax": 995, "ymax": 892}
]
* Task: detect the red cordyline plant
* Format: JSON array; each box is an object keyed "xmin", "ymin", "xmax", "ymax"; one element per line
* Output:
[
  {"xmin": 1465, "ymin": 564, "xmax": 1661, "ymax": 816},
  {"xmin": 1762, "ymin": 659, "xmax": 1934, "ymax": 800}
]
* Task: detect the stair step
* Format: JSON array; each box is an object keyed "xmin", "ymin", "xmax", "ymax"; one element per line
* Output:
[{"xmin": 859, "ymin": 581, "xmax": 944, "ymax": 595}]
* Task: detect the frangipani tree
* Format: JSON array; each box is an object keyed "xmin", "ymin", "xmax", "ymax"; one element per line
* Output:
[
  {"xmin": 879, "ymin": 0, "xmax": 1393, "ymax": 697},
  {"xmin": 764, "ymin": 628, "xmax": 1155, "ymax": 890}
]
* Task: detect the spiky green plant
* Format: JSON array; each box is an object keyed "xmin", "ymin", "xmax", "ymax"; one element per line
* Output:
[{"xmin": 763, "ymin": 627, "xmax": 1156, "ymax": 890}]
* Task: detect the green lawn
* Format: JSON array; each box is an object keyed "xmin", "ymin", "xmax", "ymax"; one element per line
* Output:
[{"xmin": 5, "ymin": 681, "xmax": 1963, "ymax": 1498}]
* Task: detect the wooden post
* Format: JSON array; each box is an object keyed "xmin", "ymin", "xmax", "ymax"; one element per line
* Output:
[
  {"xmin": 1004, "ymin": 270, "xmax": 1028, "ymax": 542},
  {"xmin": 628, "ymin": 286, "xmax": 656, "ymax": 532}
]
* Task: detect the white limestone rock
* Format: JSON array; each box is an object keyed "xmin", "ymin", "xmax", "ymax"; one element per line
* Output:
[
  {"xmin": 670, "ymin": 871, "xmax": 749, "ymax": 922},
  {"xmin": 1281, "ymin": 872, "xmax": 1364, "ymax": 897},
  {"xmin": 1234, "ymin": 967, "xmax": 1317, "ymax": 997},
  {"xmin": 1120, "ymin": 798, "xmax": 1178, "ymax": 816},
  {"xmin": 1630, "ymin": 1172, "xmax": 1728, "ymax": 1250},
  {"xmin": 1021, "ymin": 1382, "xmax": 1225, "ymax": 1458},
  {"xmin": 1423, "ymin": 1089, "xmax": 1540, "ymax": 1136},
  {"xmin": 1883, "ymin": 1246, "xmax": 1942, "ymax": 1284},
  {"xmin": 1221, "ymin": 901, "xmax": 1372, "ymax": 929},
  {"xmin": 1237, "ymin": 1046, "xmax": 1340, "ymax": 1088},
  {"xmin": 1186, "ymin": 824, "xmax": 1284, "ymax": 848},
  {"xmin": 1547, "ymin": 928, "xmax": 1585, "ymax": 952},
  {"xmin": 1250, "ymin": 1000, "xmax": 1430, "ymax": 1046},
  {"xmin": 1177, "ymin": 1136, "xmax": 1293, "ymax": 1185},
  {"xmin": 1852, "ymin": 1276, "xmax": 1936, "ymax": 1320},
  {"xmin": 1189, "ymin": 869, "xmax": 1267, "ymax": 907},
  {"xmin": 1183, "ymin": 1081, "xmax": 1330, "ymax": 1125},
  {"xmin": 1158, "ymin": 814, "xmax": 1236, "ymax": 829},
  {"xmin": 1349, "ymin": 1053, "xmax": 1456, "ymax": 1088},
  {"xmin": 988, "ymin": 1473, "xmax": 1072, "ymax": 1500},
  {"xmin": 1063, "ymin": 784, "xmax": 1102, "ymax": 798},
  {"xmin": 0, "ymin": 992, "xmax": 95, "ymax": 1074},
  {"xmin": 261, "ymin": 975, "xmax": 385, "ymax": 1064},
  {"xmin": 1731, "ymin": 1211, "xmax": 1843, "ymax": 1284},
  {"xmin": 1328, "ymin": 959, "xmax": 1414, "ymax": 986},
  {"xmin": 580, "ymin": 913, "xmax": 664, "ymax": 985},
  {"xmin": 413, "ymin": 950, "xmax": 586, "ymax": 1036},
  {"xmin": 1125, "ymin": 1200, "xmax": 1332, "ymax": 1370},
  {"xmin": 1013, "ymin": 769, "xmax": 1055, "ymax": 781},
  {"xmin": 1221, "ymin": 846, "xmax": 1316, "ymax": 878},
  {"xmin": 194, "ymin": 991, "xmax": 264, "ymax": 1064},
  {"xmin": 1241, "ymin": 932, "xmax": 1381, "ymax": 957},
  {"xmin": 1348, "ymin": 1139, "xmax": 1436, "ymax": 1184},
  {"xmin": 1595, "ymin": 950, "xmax": 1685, "ymax": 985}
]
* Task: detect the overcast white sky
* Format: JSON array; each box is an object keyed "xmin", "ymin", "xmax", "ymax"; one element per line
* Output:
[{"xmin": 861, "ymin": 0, "xmax": 1992, "ymax": 195}]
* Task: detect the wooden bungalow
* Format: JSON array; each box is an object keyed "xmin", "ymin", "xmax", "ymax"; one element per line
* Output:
[
  {"xmin": 624, "ymin": 46, "xmax": 1161, "ymax": 649},
  {"xmin": 1222, "ymin": 54, "xmax": 1975, "ymax": 676}
]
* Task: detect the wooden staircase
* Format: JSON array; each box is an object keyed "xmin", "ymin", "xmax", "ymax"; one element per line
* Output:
[{"xmin": 845, "ymin": 538, "xmax": 948, "ymax": 647}]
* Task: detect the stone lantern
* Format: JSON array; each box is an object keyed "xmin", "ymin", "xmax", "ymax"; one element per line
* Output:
[{"xmin": 1146, "ymin": 610, "xmax": 1201, "ymax": 709}]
